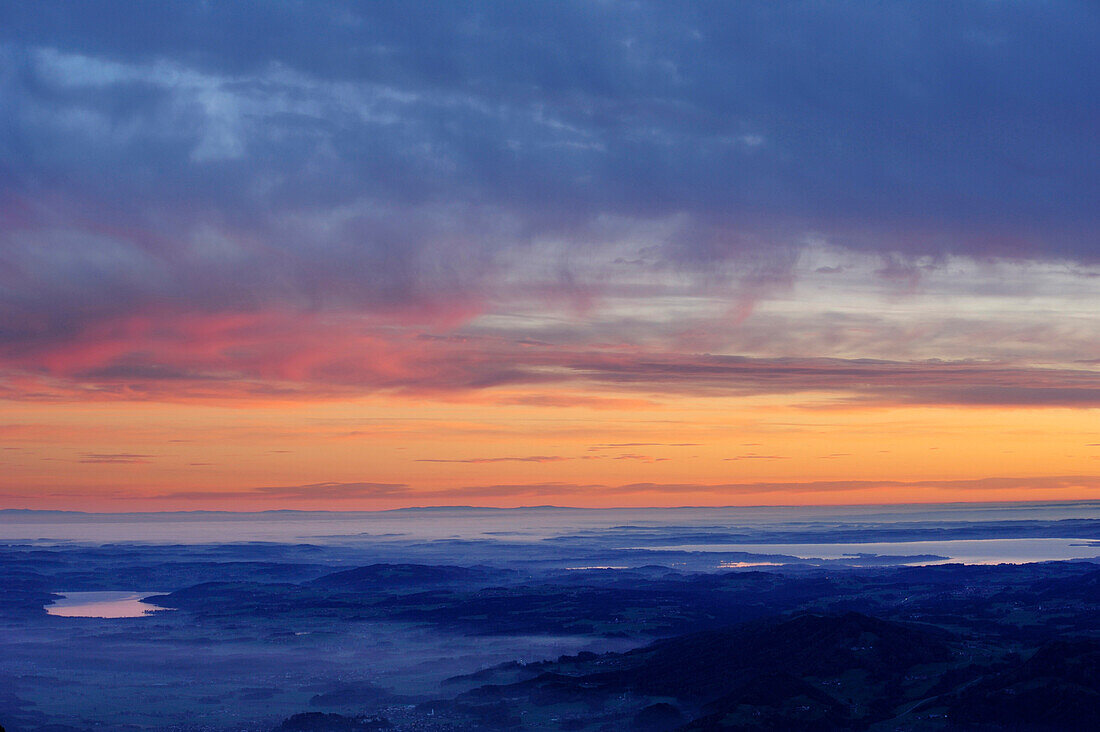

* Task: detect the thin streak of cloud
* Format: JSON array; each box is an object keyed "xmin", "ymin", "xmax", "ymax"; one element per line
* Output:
[
  {"xmin": 415, "ymin": 455, "xmax": 570, "ymax": 464},
  {"xmin": 77, "ymin": 452, "xmax": 157, "ymax": 464},
  {"xmin": 724, "ymin": 454, "xmax": 789, "ymax": 461}
]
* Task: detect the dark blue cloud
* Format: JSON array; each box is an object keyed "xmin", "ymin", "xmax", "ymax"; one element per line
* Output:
[
  {"xmin": 3, "ymin": 1, "xmax": 1097, "ymax": 246},
  {"xmin": 0, "ymin": 1, "xmax": 1097, "ymax": 355}
]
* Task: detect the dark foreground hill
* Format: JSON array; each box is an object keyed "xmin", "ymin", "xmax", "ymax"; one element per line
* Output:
[
  {"xmin": 942, "ymin": 639, "xmax": 1100, "ymax": 731},
  {"xmin": 450, "ymin": 612, "xmax": 956, "ymax": 730},
  {"xmin": 612, "ymin": 611, "xmax": 953, "ymax": 700},
  {"xmin": 276, "ymin": 712, "xmax": 392, "ymax": 731},
  {"xmin": 684, "ymin": 672, "xmax": 851, "ymax": 731}
]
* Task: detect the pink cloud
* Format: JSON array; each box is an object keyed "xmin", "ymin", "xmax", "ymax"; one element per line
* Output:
[{"xmin": 2, "ymin": 308, "xmax": 1100, "ymax": 409}]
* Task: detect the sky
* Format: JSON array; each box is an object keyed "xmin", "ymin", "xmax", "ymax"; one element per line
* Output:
[{"xmin": 1, "ymin": 1, "xmax": 1099, "ymax": 511}]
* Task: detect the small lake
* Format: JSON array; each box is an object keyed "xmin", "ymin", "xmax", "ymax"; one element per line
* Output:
[{"xmin": 46, "ymin": 591, "xmax": 170, "ymax": 618}]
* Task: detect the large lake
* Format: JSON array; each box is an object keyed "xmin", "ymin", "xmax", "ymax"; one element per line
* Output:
[
  {"xmin": 6, "ymin": 501, "xmax": 1100, "ymax": 566},
  {"xmin": 639, "ymin": 537, "xmax": 1100, "ymax": 565}
]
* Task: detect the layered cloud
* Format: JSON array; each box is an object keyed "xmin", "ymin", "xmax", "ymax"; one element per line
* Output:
[
  {"xmin": 1, "ymin": 3, "xmax": 1098, "ymax": 508},
  {"xmin": 146, "ymin": 475, "xmax": 1100, "ymax": 504},
  {"xmin": 2, "ymin": 310, "xmax": 1099, "ymax": 408},
  {"xmin": 5, "ymin": 1, "xmax": 1096, "ymax": 249},
  {"xmin": 3, "ymin": 2, "xmax": 1098, "ymax": 366}
]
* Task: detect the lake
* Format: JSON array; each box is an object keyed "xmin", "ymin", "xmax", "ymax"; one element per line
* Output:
[
  {"xmin": 640, "ymin": 537, "xmax": 1100, "ymax": 565},
  {"xmin": 46, "ymin": 591, "xmax": 170, "ymax": 618},
  {"xmin": 6, "ymin": 502, "xmax": 1100, "ymax": 566}
]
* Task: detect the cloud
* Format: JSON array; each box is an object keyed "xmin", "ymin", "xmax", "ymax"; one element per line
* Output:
[
  {"xmin": 449, "ymin": 475, "xmax": 1100, "ymax": 499},
  {"xmin": 27, "ymin": 474, "xmax": 1100, "ymax": 507},
  {"xmin": 415, "ymin": 455, "xmax": 570, "ymax": 464},
  {"xmin": 414, "ymin": 453, "xmax": 676, "ymax": 464},
  {"xmin": 0, "ymin": 2, "xmax": 1097, "ymax": 412},
  {"xmin": 725, "ymin": 454, "xmax": 788, "ymax": 461},
  {"xmin": 588, "ymin": 442, "xmax": 700, "ymax": 449},
  {"xmin": 6, "ymin": 2, "xmax": 1096, "ymax": 254},
  {"xmin": 161, "ymin": 481, "xmax": 409, "ymax": 501},
  {"xmin": 3, "ymin": 319, "xmax": 1100, "ymax": 409},
  {"xmin": 77, "ymin": 452, "xmax": 156, "ymax": 464},
  {"xmin": 566, "ymin": 354, "xmax": 1100, "ymax": 407},
  {"xmin": 494, "ymin": 394, "xmax": 658, "ymax": 410}
]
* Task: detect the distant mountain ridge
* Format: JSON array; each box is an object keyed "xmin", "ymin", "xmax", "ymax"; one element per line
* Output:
[
  {"xmin": 6, "ymin": 499, "xmax": 1100, "ymax": 519},
  {"xmin": 0, "ymin": 506, "xmax": 580, "ymax": 520}
]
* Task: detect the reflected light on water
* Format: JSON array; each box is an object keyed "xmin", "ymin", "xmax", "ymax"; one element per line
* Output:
[{"xmin": 46, "ymin": 591, "xmax": 170, "ymax": 618}]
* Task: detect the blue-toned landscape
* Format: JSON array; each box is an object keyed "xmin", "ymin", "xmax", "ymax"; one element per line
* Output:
[
  {"xmin": 3, "ymin": 1, "xmax": 1100, "ymax": 729},
  {"xmin": 4, "ymin": 503, "xmax": 1100, "ymax": 730}
]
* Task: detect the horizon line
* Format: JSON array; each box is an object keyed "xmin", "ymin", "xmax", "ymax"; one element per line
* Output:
[{"xmin": 3, "ymin": 497, "xmax": 1100, "ymax": 517}]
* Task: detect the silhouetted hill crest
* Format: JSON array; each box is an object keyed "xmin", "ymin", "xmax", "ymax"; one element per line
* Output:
[
  {"xmin": 310, "ymin": 563, "xmax": 513, "ymax": 589},
  {"xmin": 686, "ymin": 671, "xmax": 850, "ymax": 731},
  {"xmin": 946, "ymin": 639, "xmax": 1100, "ymax": 731},
  {"xmin": 617, "ymin": 611, "xmax": 952, "ymax": 700}
]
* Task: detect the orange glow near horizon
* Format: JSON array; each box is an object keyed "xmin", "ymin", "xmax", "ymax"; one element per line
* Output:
[
  {"xmin": 4, "ymin": 5, "xmax": 1100, "ymax": 516},
  {"xmin": 4, "ymin": 386, "xmax": 1099, "ymax": 511}
]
